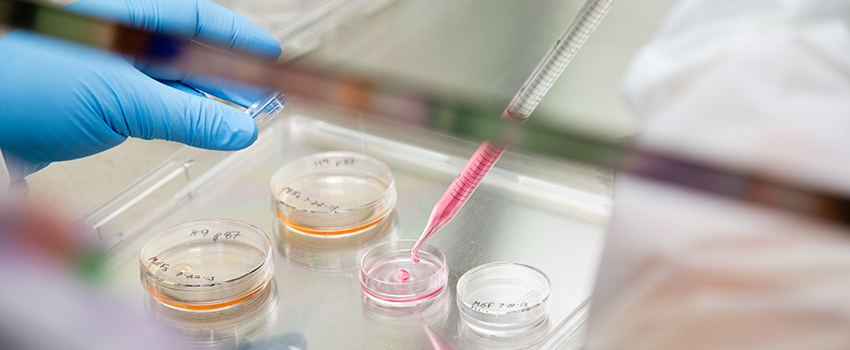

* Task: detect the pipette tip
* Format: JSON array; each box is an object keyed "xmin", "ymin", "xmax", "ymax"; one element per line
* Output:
[{"xmin": 410, "ymin": 227, "xmax": 436, "ymax": 264}]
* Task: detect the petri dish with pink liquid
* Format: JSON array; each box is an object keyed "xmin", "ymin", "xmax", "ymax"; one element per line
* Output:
[{"xmin": 359, "ymin": 240, "xmax": 447, "ymax": 305}]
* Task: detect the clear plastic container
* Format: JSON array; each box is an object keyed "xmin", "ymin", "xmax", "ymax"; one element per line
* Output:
[
  {"xmin": 456, "ymin": 262, "xmax": 551, "ymax": 338},
  {"xmin": 360, "ymin": 240, "xmax": 447, "ymax": 305},
  {"xmin": 271, "ymin": 152, "xmax": 396, "ymax": 236},
  {"xmin": 248, "ymin": 91, "xmax": 286, "ymax": 127},
  {"xmin": 140, "ymin": 219, "xmax": 274, "ymax": 311}
]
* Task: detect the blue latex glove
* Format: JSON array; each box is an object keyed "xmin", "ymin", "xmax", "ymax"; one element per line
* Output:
[{"xmin": 0, "ymin": 0, "xmax": 282, "ymax": 182}]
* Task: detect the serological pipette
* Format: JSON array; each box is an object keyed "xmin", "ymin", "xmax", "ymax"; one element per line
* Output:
[{"xmin": 410, "ymin": 0, "xmax": 616, "ymax": 263}]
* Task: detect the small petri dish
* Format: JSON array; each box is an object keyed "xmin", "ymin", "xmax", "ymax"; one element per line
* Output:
[
  {"xmin": 456, "ymin": 262, "xmax": 551, "ymax": 337},
  {"xmin": 270, "ymin": 152, "xmax": 396, "ymax": 237},
  {"xmin": 360, "ymin": 240, "xmax": 447, "ymax": 305},
  {"xmin": 140, "ymin": 219, "xmax": 274, "ymax": 311}
]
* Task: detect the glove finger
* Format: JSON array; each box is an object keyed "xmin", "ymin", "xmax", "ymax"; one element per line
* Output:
[
  {"xmin": 181, "ymin": 73, "xmax": 273, "ymax": 108},
  {"xmin": 117, "ymin": 75, "xmax": 258, "ymax": 150},
  {"xmin": 139, "ymin": 63, "xmax": 272, "ymax": 108},
  {"xmin": 156, "ymin": 79, "xmax": 208, "ymax": 98},
  {"xmin": 64, "ymin": 0, "xmax": 278, "ymax": 107},
  {"xmin": 193, "ymin": 0, "xmax": 281, "ymax": 59},
  {"xmin": 64, "ymin": 0, "xmax": 281, "ymax": 59},
  {"xmin": 0, "ymin": 30, "xmax": 129, "ymax": 168}
]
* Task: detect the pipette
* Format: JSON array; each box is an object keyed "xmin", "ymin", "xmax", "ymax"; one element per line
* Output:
[{"xmin": 410, "ymin": 0, "xmax": 616, "ymax": 263}]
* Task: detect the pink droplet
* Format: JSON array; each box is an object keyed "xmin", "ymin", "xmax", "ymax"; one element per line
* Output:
[{"xmin": 398, "ymin": 268, "xmax": 411, "ymax": 282}]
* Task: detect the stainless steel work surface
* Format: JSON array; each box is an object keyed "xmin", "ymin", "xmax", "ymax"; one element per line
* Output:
[{"xmin": 82, "ymin": 100, "xmax": 611, "ymax": 349}]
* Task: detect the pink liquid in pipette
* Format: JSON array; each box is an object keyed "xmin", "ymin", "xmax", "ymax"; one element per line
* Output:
[
  {"xmin": 398, "ymin": 268, "xmax": 411, "ymax": 282},
  {"xmin": 410, "ymin": 141, "xmax": 506, "ymax": 263}
]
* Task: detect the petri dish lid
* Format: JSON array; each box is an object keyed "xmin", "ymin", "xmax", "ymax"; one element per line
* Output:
[
  {"xmin": 140, "ymin": 219, "xmax": 274, "ymax": 311},
  {"xmin": 456, "ymin": 262, "xmax": 551, "ymax": 335},
  {"xmin": 271, "ymin": 152, "xmax": 396, "ymax": 236}
]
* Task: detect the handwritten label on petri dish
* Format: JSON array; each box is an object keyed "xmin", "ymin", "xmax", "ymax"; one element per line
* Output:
[
  {"xmin": 176, "ymin": 270, "xmax": 215, "ymax": 281},
  {"xmin": 470, "ymin": 290, "xmax": 541, "ymax": 313},
  {"xmin": 189, "ymin": 228, "xmax": 240, "ymax": 242},
  {"xmin": 148, "ymin": 256, "xmax": 171, "ymax": 272},
  {"xmin": 470, "ymin": 301, "xmax": 533, "ymax": 313},
  {"xmin": 280, "ymin": 187, "xmax": 340, "ymax": 211},
  {"xmin": 313, "ymin": 157, "xmax": 356, "ymax": 167},
  {"xmin": 147, "ymin": 256, "xmax": 215, "ymax": 281}
]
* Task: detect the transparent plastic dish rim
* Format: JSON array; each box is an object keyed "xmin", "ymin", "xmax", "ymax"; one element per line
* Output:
[
  {"xmin": 456, "ymin": 261, "xmax": 552, "ymax": 311},
  {"xmin": 270, "ymin": 151, "xmax": 397, "ymax": 215},
  {"xmin": 139, "ymin": 219, "xmax": 274, "ymax": 289},
  {"xmin": 360, "ymin": 239, "xmax": 447, "ymax": 288}
]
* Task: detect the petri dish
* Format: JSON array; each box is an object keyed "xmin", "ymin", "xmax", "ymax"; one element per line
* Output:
[
  {"xmin": 140, "ymin": 219, "xmax": 274, "ymax": 311},
  {"xmin": 456, "ymin": 262, "xmax": 551, "ymax": 337},
  {"xmin": 270, "ymin": 152, "xmax": 396, "ymax": 237},
  {"xmin": 360, "ymin": 240, "xmax": 447, "ymax": 305}
]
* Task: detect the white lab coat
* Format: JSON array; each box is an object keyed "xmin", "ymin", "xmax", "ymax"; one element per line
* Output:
[{"xmin": 586, "ymin": 0, "xmax": 850, "ymax": 349}]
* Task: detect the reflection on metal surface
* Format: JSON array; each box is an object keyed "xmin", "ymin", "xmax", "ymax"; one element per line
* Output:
[
  {"xmin": 537, "ymin": 298, "xmax": 590, "ymax": 350},
  {"xmin": 363, "ymin": 290, "xmax": 454, "ymax": 349},
  {"xmin": 145, "ymin": 280, "xmax": 279, "ymax": 347},
  {"xmin": 362, "ymin": 288, "xmax": 451, "ymax": 329},
  {"xmin": 236, "ymin": 331, "xmax": 308, "ymax": 350},
  {"xmin": 459, "ymin": 317, "xmax": 550, "ymax": 350},
  {"xmin": 415, "ymin": 306, "xmax": 457, "ymax": 350},
  {"xmin": 274, "ymin": 211, "xmax": 397, "ymax": 270}
]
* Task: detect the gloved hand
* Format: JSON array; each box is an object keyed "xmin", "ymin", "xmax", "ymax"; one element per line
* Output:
[{"xmin": 0, "ymin": 0, "xmax": 282, "ymax": 182}]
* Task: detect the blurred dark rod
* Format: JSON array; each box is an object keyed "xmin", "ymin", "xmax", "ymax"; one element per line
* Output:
[{"xmin": 2, "ymin": 0, "xmax": 850, "ymax": 225}]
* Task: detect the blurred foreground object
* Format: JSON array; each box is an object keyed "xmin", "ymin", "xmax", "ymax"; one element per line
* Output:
[
  {"xmin": 0, "ymin": 200, "xmax": 183, "ymax": 350},
  {"xmin": 586, "ymin": 0, "xmax": 850, "ymax": 349},
  {"xmin": 3, "ymin": 0, "xmax": 850, "ymax": 227}
]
